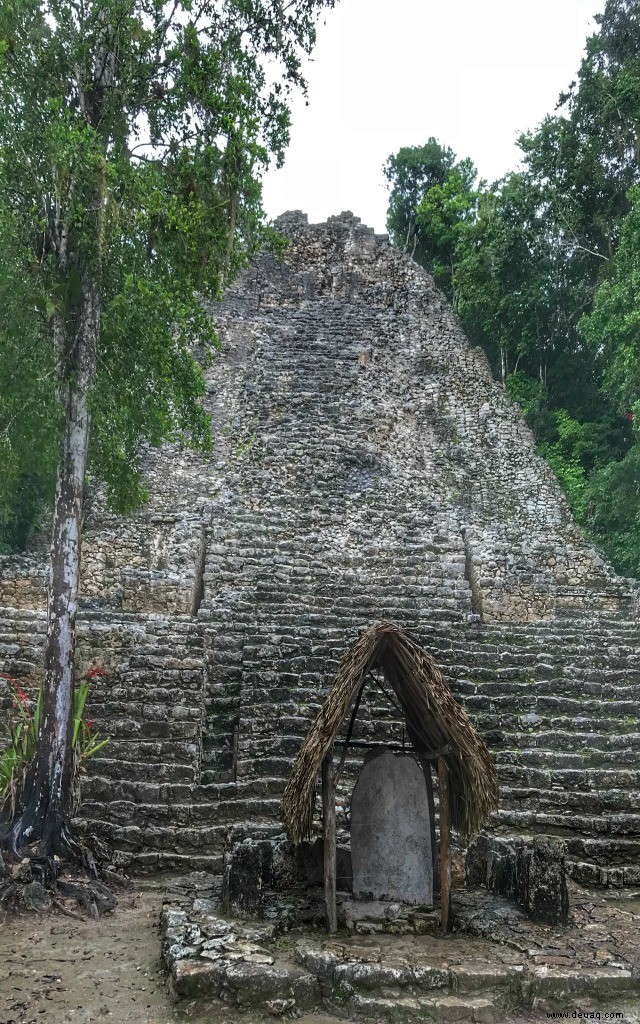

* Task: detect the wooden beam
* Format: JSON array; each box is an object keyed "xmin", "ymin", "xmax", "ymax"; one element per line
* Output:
[
  {"xmin": 438, "ymin": 756, "xmax": 452, "ymax": 933},
  {"xmin": 322, "ymin": 746, "xmax": 337, "ymax": 934},
  {"xmin": 333, "ymin": 740, "xmax": 450, "ymax": 758},
  {"xmin": 420, "ymin": 755, "xmax": 439, "ymax": 894},
  {"xmin": 333, "ymin": 682, "xmax": 365, "ymax": 788}
]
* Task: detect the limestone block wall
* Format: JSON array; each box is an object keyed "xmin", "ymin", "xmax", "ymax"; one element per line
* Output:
[
  {"xmin": 2, "ymin": 211, "xmax": 634, "ymax": 622},
  {"xmin": 0, "ymin": 556, "xmax": 48, "ymax": 611},
  {"xmin": 198, "ymin": 210, "xmax": 635, "ymax": 626},
  {"xmin": 3, "ymin": 607, "xmax": 640, "ymax": 884}
]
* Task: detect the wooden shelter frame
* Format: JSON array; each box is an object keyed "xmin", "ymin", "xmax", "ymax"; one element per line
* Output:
[{"xmin": 282, "ymin": 621, "xmax": 499, "ymax": 934}]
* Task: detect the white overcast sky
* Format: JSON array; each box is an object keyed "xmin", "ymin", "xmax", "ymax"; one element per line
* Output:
[{"xmin": 262, "ymin": 0, "xmax": 605, "ymax": 233}]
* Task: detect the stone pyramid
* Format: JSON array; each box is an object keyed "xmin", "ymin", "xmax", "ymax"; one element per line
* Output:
[{"xmin": 1, "ymin": 212, "xmax": 639, "ymax": 885}]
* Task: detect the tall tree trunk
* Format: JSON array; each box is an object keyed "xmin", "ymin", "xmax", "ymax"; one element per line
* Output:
[{"xmin": 3, "ymin": 277, "xmax": 100, "ymax": 859}]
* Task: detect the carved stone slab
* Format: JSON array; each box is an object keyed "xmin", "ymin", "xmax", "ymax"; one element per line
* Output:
[{"xmin": 350, "ymin": 751, "xmax": 433, "ymax": 906}]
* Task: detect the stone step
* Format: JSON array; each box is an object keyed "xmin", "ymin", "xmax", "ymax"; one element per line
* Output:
[
  {"xmin": 82, "ymin": 775, "xmax": 237, "ymax": 804},
  {"xmin": 234, "ymin": 756, "xmax": 294, "ymax": 780},
  {"xmin": 449, "ymin": 669, "xmax": 640, "ymax": 689},
  {"xmin": 489, "ymin": 829, "xmax": 640, "ymax": 888},
  {"xmin": 499, "ymin": 765, "xmax": 640, "ymax": 790},
  {"xmin": 121, "ymin": 851, "xmax": 222, "ymax": 874},
  {"xmin": 444, "ymin": 640, "xmax": 640, "ymax": 657},
  {"xmin": 497, "ymin": 749, "xmax": 640, "ymax": 770},
  {"xmin": 498, "ymin": 785, "xmax": 640, "ymax": 814},
  {"xmin": 100, "ymin": 738, "xmax": 200, "ymax": 762},
  {"xmin": 82, "ymin": 774, "xmax": 286, "ymax": 806},
  {"xmin": 171, "ymin": 954, "xmax": 321, "ymax": 1012},
  {"xmin": 564, "ymin": 833, "xmax": 640, "ymax": 870},
  {"xmin": 343, "ymin": 991, "xmax": 498, "ymax": 1022},
  {"xmin": 88, "ymin": 757, "xmax": 196, "ymax": 784},
  {"xmin": 456, "ymin": 649, "xmax": 640, "ymax": 666},
  {"xmin": 492, "ymin": 807, "xmax": 640, "ymax": 835},
  {"xmin": 451, "ymin": 683, "xmax": 640, "ymax": 706},
  {"xmin": 295, "ymin": 939, "xmax": 637, "ymax": 1018},
  {"xmin": 88, "ymin": 686, "xmax": 202, "ymax": 705},
  {"xmin": 473, "ymin": 714, "xmax": 640, "ymax": 735},
  {"xmin": 80, "ymin": 816, "xmax": 284, "ymax": 856},
  {"xmin": 464, "ymin": 694, "xmax": 640, "ymax": 717},
  {"xmin": 502, "ymin": 730, "xmax": 640, "ymax": 752},
  {"xmin": 81, "ymin": 818, "xmax": 228, "ymax": 855},
  {"xmin": 84, "ymin": 717, "xmax": 201, "ymax": 740},
  {"xmin": 566, "ymin": 859, "xmax": 640, "ymax": 888},
  {"xmin": 80, "ymin": 796, "xmax": 283, "ymax": 827},
  {"xmin": 87, "ymin": 699, "xmax": 203, "ymax": 718}
]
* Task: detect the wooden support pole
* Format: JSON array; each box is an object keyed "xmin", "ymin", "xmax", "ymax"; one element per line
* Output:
[
  {"xmin": 333, "ymin": 682, "xmax": 365, "ymax": 788},
  {"xmin": 420, "ymin": 755, "xmax": 439, "ymax": 894},
  {"xmin": 322, "ymin": 746, "xmax": 337, "ymax": 934},
  {"xmin": 438, "ymin": 755, "xmax": 452, "ymax": 933}
]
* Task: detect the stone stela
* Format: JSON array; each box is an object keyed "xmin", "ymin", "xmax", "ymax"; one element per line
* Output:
[{"xmin": 350, "ymin": 751, "xmax": 433, "ymax": 906}]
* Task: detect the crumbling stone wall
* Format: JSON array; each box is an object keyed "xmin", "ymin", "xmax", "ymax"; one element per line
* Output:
[
  {"xmin": 1, "ymin": 212, "xmax": 640, "ymax": 882},
  {"xmin": 466, "ymin": 831, "xmax": 569, "ymax": 924}
]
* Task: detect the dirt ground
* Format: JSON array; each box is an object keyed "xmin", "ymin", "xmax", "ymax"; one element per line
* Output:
[
  {"xmin": 1, "ymin": 882, "xmax": 639, "ymax": 1024},
  {"xmin": 0, "ymin": 885, "xmax": 341, "ymax": 1024},
  {"xmin": 0, "ymin": 886, "xmax": 199, "ymax": 1024}
]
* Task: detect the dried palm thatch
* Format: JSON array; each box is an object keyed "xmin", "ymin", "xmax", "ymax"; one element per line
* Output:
[{"xmin": 282, "ymin": 621, "xmax": 499, "ymax": 843}]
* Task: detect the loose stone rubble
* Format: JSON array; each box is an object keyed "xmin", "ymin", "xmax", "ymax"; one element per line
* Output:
[{"xmin": 162, "ymin": 880, "xmax": 640, "ymax": 1020}]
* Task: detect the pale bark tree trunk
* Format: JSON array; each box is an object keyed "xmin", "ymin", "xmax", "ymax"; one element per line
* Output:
[
  {"xmin": 4, "ymin": 277, "xmax": 99, "ymax": 858},
  {"xmin": 1, "ymin": 17, "xmax": 114, "ymax": 860}
]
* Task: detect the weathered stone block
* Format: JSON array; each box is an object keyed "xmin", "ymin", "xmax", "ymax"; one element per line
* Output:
[
  {"xmin": 221, "ymin": 839, "xmax": 274, "ymax": 918},
  {"xmin": 524, "ymin": 835, "xmax": 569, "ymax": 925},
  {"xmin": 351, "ymin": 752, "xmax": 433, "ymax": 906},
  {"xmin": 467, "ymin": 832, "xmax": 569, "ymax": 925}
]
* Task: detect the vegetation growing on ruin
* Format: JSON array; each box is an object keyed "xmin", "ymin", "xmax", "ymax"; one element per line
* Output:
[{"xmin": 385, "ymin": 0, "xmax": 640, "ymax": 578}]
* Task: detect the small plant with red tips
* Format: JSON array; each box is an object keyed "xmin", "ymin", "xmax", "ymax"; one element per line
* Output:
[
  {"xmin": 86, "ymin": 666, "xmax": 109, "ymax": 681},
  {"xmin": 0, "ymin": 673, "xmax": 41, "ymax": 816},
  {"xmin": 0, "ymin": 668, "xmax": 110, "ymax": 816}
]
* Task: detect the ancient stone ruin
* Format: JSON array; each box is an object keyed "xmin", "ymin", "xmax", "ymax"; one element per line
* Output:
[{"xmin": 2, "ymin": 210, "xmax": 640, "ymax": 902}]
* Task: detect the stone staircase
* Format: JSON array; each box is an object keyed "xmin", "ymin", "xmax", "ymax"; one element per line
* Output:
[
  {"xmin": 2, "ymin": 602, "xmax": 640, "ymax": 886},
  {"xmin": 197, "ymin": 501, "xmax": 473, "ymax": 786},
  {"xmin": 165, "ymin": 896, "xmax": 640, "ymax": 1020},
  {"xmin": 434, "ymin": 619, "xmax": 640, "ymax": 887},
  {"xmin": 78, "ymin": 614, "xmax": 640, "ymax": 884}
]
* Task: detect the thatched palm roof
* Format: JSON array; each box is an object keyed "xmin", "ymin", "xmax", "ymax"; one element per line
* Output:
[{"xmin": 282, "ymin": 621, "xmax": 499, "ymax": 842}]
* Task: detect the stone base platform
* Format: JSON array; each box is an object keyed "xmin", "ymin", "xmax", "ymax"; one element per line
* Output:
[
  {"xmin": 339, "ymin": 898, "xmax": 439, "ymax": 936},
  {"xmin": 162, "ymin": 881, "xmax": 640, "ymax": 1021}
]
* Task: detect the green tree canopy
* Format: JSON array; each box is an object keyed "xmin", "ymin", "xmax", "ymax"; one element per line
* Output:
[
  {"xmin": 383, "ymin": 139, "xmax": 477, "ymax": 277},
  {"xmin": 0, "ymin": 0, "xmax": 335, "ymax": 547},
  {"xmin": 581, "ymin": 186, "xmax": 640, "ymax": 417},
  {"xmin": 384, "ymin": 0, "xmax": 640, "ymax": 580},
  {"xmin": 0, "ymin": 0, "xmax": 336, "ymax": 871}
]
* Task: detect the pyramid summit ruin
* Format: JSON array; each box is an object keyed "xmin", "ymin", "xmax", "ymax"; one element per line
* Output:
[{"xmin": 1, "ymin": 210, "xmax": 639, "ymax": 886}]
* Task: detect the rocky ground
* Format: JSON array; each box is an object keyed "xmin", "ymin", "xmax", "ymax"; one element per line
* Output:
[
  {"xmin": 163, "ymin": 879, "xmax": 640, "ymax": 1021},
  {"xmin": 0, "ymin": 874, "xmax": 335, "ymax": 1024},
  {"xmin": 2, "ymin": 877, "xmax": 640, "ymax": 1024}
]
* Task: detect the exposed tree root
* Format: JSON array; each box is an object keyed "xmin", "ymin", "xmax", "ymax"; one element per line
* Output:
[
  {"xmin": 0, "ymin": 813, "xmax": 122, "ymax": 918},
  {"xmin": 52, "ymin": 898, "xmax": 85, "ymax": 921}
]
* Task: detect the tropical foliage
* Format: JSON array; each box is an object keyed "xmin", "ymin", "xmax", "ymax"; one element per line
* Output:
[
  {"xmin": 0, "ymin": 672, "xmax": 109, "ymax": 817},
  {"xmin": 385, "ymin": 0, "xmax": 640, "ymax": 577},
  {"xmin": 0, "ymin": 0, "xmax": 336, "ymax": 863}
]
